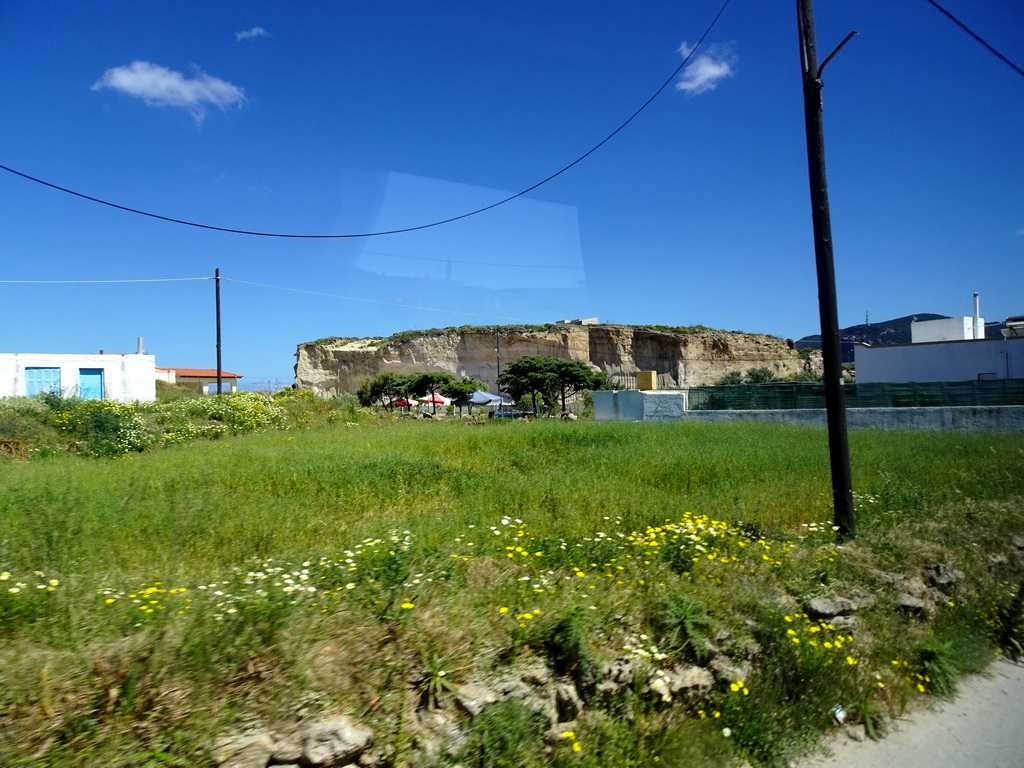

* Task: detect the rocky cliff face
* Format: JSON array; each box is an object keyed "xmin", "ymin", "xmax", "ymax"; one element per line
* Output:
[{"xmin": 294, "ymin": 325, "xmax": 818, "ymax": 395}]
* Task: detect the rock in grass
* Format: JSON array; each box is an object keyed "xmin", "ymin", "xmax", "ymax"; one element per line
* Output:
[
  {"xmin": 897, "ymin": 593, "xmax": 932, "ymax": 617},
  {"xmin": 709, "ymin": 655, "xmax": 751, "ymax": 684},
  {"xmin": 664, "ymin": 664, "xmax": 714, "ymax": 696},
  {"xmin": 806, "ymin": 597, "xmax": 856, "ymax": 619},
  {"xmin": 414, "ymin": 710, "xmax": 465, "ymax": 760},
  {"xmin": 270, "ymin": 733, "xmax": 303, "ymax": 763},
  {"xmin": 455, "ymin": 682, "xmax": 499, "ymax": 717},
  {"xmin": 302, "ymin": 716, "xmax": 373, "ymax": 766},
  {"xmin": 555, "ymin": 682, "xmax": 583, "ymax": 722},
  {"xmin": 925, "ymin": 563, "xmax": 965, "ymax": 587},
  {"xmin": 597, "ymin": 657, "xmax": 638, "ymax": 695},
  {"xmin": 522, "ymin": 666, "xmax": 553, "ymax": 687},
  {"xmin": 214, "ymin": 731, "xmax": 274, "ymax": 768}
]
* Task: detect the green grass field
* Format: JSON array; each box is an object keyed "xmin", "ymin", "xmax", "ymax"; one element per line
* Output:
[{"xmin": 2, "ymin": 419, "xmax": 1022, "ymax": 767}]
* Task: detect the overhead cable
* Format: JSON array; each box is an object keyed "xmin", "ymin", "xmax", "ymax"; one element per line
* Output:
[
  {"xmin": 0, "ymin": 277, "xmax": 210, "ymax": 283},
  {"xmin": 0, "ymin": 0, "xmax": 731, "ymax": 239},
  {"xmin": 924, "ymin": 0, "xmax": 1024, "ymax": 79}
]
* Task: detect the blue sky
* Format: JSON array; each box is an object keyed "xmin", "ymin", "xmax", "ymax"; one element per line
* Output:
[{"xmin": 1, "ymin": 1, "xmax": 1021, "ymax": 389}]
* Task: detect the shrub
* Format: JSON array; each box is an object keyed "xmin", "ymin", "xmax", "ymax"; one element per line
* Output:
[
  {"xmin": 47, "ymin": 396, "xmax": 153, "ymax": 458},
  {"xmin": 649, "ymin": 593, "xmax": 716, "ymax": 664},
  {"xmin": 457, "ymin": 700, "xmax": 548, "ymax": 768},
  {"xmin": 145, "ymin": 391, "xmax": 285, "ymax": 435},
  {"xmin": 744, "ymin": 367, "xmax": 778, "ymax": 384},
  {"xmin": 715, "ymin": 371, "xmax": 744, "ymax": 386}
]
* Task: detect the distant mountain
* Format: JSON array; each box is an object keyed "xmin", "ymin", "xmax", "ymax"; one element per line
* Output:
[
  {"xmin": 796, "ymin": 314, "xmax": 947, "ymax": 350},
  {"xmin": 796, "ymin": 314, "xmax": 1006, "ymax": 362}
]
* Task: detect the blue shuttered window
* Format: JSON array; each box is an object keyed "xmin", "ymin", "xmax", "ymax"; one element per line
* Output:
[{"xmin": 25, "ymin": 367, "xmax": 61, "ymax": 395}]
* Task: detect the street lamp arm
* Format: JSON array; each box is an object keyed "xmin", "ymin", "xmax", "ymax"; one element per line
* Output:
[{"xmin": 817, "ymin": 30, "xmax": 859, "ymax": 79}]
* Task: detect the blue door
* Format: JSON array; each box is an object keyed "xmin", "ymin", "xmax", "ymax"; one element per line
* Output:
[
  {"xmin": 25, "ymin": 367, "xmax": 61, "ymax": 395},
  {"xmin": 78, "ymin": 368, "xmax": 104, "ymax": 400}
]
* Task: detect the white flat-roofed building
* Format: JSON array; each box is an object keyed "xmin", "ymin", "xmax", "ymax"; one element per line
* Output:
[
  {"xmin": 0, "ymin": 352, "xmax": 157, "ymax": 402},
  {"xmin": 855, "ymin": 337, "xmax": 1023, "ymax": 383}
]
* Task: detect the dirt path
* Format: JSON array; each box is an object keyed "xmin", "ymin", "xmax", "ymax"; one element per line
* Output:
[{"xmin": 796, "ymin": 658, "xmax": 1024, "ymax": 768}]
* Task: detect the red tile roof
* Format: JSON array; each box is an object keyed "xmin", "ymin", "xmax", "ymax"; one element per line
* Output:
[{"xmin": 157, "ymin": 368, "xmax": 243, "ymax": 379}]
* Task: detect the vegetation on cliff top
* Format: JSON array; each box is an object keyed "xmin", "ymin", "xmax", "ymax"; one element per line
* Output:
[{"xmin": 304, "ymin": 323, "xmax": 784, "ymax": 349}]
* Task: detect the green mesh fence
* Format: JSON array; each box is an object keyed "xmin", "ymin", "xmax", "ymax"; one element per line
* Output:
[{"xmin": 686, "ymin": 379, "xmax": 1024, "ymax": 411}]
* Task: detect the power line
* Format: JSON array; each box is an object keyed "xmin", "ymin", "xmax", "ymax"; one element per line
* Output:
[
  {"xmin": 0, "ymin": 0, "xmax": 732, "ymax": 239},
  {"xmin": 0, "ymin": 277, "xmax": 210, "ymax": 283},
  {"xmin": 924, "ymin": 0, "xmax": 1024, "ymax": 79}
]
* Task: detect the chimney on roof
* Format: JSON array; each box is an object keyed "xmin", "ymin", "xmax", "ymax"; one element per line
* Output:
[
  {"xmin": 972, "ymin": 293, "xmax": 983, "ymax": 340},
  {"xmin": 137, "ymin": 337, "xmax": 145, "ymax": 355}
]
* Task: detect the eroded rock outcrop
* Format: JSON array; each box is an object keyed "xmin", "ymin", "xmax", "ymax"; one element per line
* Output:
[{"xmin": 294, "ymin": 325, "xmax": 818, "ymax": 395}]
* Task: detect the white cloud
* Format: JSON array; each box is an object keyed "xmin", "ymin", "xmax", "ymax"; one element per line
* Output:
[
  {"xmin": 675, "ymin": 42, "xmax": 736, "ymax": 95},
  {"xmin": 91, "ymin": 61, "xmax": 245, "ymax": 123},
  {"xmin": 236, "ymin": 26, "xmax": 269, "ymax": 41}
]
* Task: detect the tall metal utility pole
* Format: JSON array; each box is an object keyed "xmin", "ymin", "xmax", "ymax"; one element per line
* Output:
[
  {"xmin": 215, "ymin": 267, "xmax": 223, "ymax": 395},
  {"xmin": 796, "ymin": 0, "xmax": 857, "ymax": 539}
]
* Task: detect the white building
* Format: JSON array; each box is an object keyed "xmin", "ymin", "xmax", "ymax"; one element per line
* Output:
[
  {"xmin": 0, "ymin": 353, "xmax": 157, "ymax": 402},
  {"xmin": 156, "ymin": 367, "xmax": 243, "ymax": 394},
  {"xmin": 911, "ymin": 316, "xmax": 985, "ymax": 343},
  {"xmin": 854, "ymin": 337, "xmax": 1023, "ymax": 383}
]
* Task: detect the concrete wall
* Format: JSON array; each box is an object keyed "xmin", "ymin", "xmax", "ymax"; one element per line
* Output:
[
  {"xmin": 669, "ymin": 406, "xmax": 1024, "ymax": 433},
  {"xmin": 594, "ymin": 389, "xmax": 1023, "ymax": 432},
  {"xmin": 0, "ymin": 353, "xmax": 157, "ymax": 402},
  {"xmin": 594, "ymin": 390, "xmax": 687, "ymax": 422},
  {"xmin": 855, "ymin": 337, "xmax": 1023, "ymax": 383}
]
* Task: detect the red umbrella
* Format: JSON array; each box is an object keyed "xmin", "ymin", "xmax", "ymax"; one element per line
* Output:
[
  {"xmin": 416, "ymin": 393, "xmax": 450, "ymax": 405},
  {"xmin": 393, "ymin": 398, "xmax": 413, "ymax": 407}
]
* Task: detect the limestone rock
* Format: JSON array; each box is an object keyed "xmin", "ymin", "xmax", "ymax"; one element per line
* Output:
[
  {"xmin": 806, "ymin": 597, "xmax": 856, "ymax": 619},
  {"xmin": 925, "ymin": 563, "xmax": 965, "ymax": 587},
  {"xmin": 294, "ymin": 325, "xmax": 814, "ymax": 395},
  {"xmin": 600, "ymin": 657, "xmax": 638, "ymax": 688},
  {"xmin": 413, "ymin": 710, "xmax": 465, "ymax": 760},
  {"xmin": 522, "ymin": 666, "xmax": 553, "ymax": 687},
  {"xmin": 897, "ymin": 594, "xmax": 933, "ymax": 617},
  {"xmin": 555, "ymin": 682, "xmax": 584, "ymax": 723},
  {"xmin": 270, "ymin": 733, "xmax": 303, "ymax": 763},
  {"xmin": 842, "ymin": 723, "xmax": 868, "ymax": 742},
  {"xmin": 302, "ymin": 716, "xmax": 373, "ymax": 766},
  {"xmin": 709, "ymin": 656, "xmax": 752, "ymax": 685},
  {"xmin": 214, "ymin": 731, "xmax": 274, "ymax": 768},
  {"xmin": 664, "ymin": 664, "xmax": 714, "ymax": 696},
  {"xmin": 455, "ymin": 682, "xmax": 499, "ymax": 717}
]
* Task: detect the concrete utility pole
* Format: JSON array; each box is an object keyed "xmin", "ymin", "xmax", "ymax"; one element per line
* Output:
[{"xmin": 796, "ymin": 0, "xmax": 857, "ymax": 539}]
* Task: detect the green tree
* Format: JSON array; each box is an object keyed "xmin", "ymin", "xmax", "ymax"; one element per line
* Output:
[
  {"xmin": 407, "ymin": 372, "xmax": 456, "ymax": 413},
  {"xmin": 441, "ymin": 377, "xmax": 489, "ymax": 412},
  {"xmin": 744, "ymin": 366, "xmax": 778, "ymax": 384},
  {"xmin": 497, "ymin": 356, "xmax": 557, "ymax": 416},
  {"xmin": 715, "ymin": 371, "xmax": 744, "ymax": 386},
  {"xmin": 549, "ymin": 359, "xmax": 605, "ymax": 412},
  {"xmin": 355, "ymin": 371, "xmax": 409, "ymax": 410}
]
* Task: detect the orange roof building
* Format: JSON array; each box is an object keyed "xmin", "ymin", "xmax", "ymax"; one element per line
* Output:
[{"xmin": 156, "ymin": 367, "xmax": 243, "ymax": 394}]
